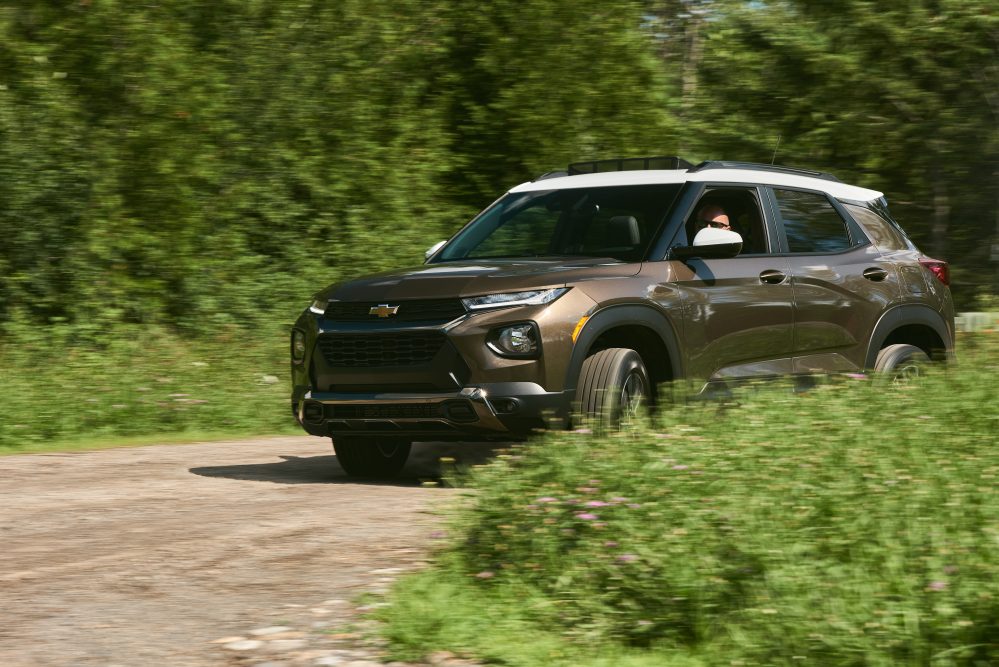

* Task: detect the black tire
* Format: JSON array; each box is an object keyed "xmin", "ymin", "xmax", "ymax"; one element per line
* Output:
[
  {"xmin": 575, "ymin": 348, "xmax": 650, "ymax": 426},
  {"xmin": 332, "ymin": 438, "xmax": 411, "ymax": 478},
  {"xmin": 874, "ymin": 343, "xmax": 930, "ymax": 385}
]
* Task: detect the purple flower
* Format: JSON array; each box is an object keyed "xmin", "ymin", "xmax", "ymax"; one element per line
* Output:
[
  {"xmin": 604, "ymin": 541, "xmax": 619, "ymax": 548},
  {"xmin": 617, "ymin": 554, "xmax": 638, "ymax": 563},
  {"xmin": 535, "ymin": 497, "xmax": 559, "ymax": 503},
  {"xmin": 928, "ymin": 580, "xmax": 947, "ymax": 591},
  {"xmin": 584, "ymin": 500, "xmax": 610, "ymax": 507},
  {"xmin": 576, "ymin": 512, "xmax": 599, "ymax": 521}
]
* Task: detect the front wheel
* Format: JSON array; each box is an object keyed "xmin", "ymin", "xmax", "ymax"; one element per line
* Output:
[
  {"xmin": 874, "ymin": 343, "xmax": 930, "ymax": 385},
  {"xmin": 332, "ymin": 438, "xmax": 411, "ymax": 478},
  {"xmin": 575, "ymin": 348, "xmax": 651, "ymax": 427}
]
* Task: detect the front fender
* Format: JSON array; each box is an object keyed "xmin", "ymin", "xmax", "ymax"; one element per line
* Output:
[{"xmin": 563, "ymin": 304, "xmax": 684, "ymax": 395}]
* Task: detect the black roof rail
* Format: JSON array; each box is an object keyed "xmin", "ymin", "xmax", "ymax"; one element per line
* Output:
[
  {"xmin": 689, "ymin": 160, "xmax": 841, "ymax": 183},
  {"xmin": 566, "ymin": 155, "xmax": 693, "ymax": 176},
  {"xmin": 533, "ymin": 170, "xmax": 569, "ymax": 181}
]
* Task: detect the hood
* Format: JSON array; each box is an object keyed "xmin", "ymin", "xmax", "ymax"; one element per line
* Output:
[{"xmin": 322, "ymin": 258, "xmax": 641, "ymax": 301}]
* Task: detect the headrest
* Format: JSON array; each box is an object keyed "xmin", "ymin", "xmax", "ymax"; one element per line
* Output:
[{"xmin": 609, "ymin": 216, "xmax": 640, "ymax": 245}]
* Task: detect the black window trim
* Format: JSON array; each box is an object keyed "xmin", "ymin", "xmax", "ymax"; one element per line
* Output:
[{"xmin": 763, "ymin": 185, "xmax": 872, "ymax": 257}]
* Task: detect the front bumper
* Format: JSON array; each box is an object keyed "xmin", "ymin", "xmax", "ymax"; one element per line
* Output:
[{"xmin": 296, "ymin": 382, "xmax": 569, "ymax": 442}]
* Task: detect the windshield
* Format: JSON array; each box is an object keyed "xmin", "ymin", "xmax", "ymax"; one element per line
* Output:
[{"xmin": 434, "ymin": 184, "xmax": 682, "ymax": 263}]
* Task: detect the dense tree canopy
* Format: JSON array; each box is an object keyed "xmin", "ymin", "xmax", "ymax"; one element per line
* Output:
[{"xmin": 0, "ymin": 0, "xmax": 995, "ymax": 336}]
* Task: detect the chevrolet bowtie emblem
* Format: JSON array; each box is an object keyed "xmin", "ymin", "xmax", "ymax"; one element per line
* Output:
[{"xmin": 369, "ymin": 304, "xmax": 400, "ymax": 318}]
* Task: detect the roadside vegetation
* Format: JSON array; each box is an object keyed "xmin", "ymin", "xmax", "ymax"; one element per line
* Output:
[
  {"xmin": 0, "ymin": 324, "xmax": 297, "ymax": 454},
  {"xmin": 378, "ymin": 335, "xmax": 999, "ymax": 666}
]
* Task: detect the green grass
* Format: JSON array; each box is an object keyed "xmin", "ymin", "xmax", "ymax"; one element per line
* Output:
[
  {"xmin": 0, "ymin": 324, "xmax": 299, "ymax": 453},
  {"xmin": 379, "ymin": 335, "xmax": 999, "ymax": 666}
]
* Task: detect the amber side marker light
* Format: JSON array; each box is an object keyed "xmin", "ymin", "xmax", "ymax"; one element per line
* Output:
[
  {"xmin": 571, "ymin": 316, "xmax": 590, "ymax": 343},
  {"xmin": 919, "ymin": 258, "xmax": 950, "ymax": 286}
]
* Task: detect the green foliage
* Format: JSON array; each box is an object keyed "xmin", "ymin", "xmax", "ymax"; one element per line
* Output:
[
  {"xmin": 0, "ymin": 323, "xmax": 297, "ymax": 452},
  {"xmin": 380, "ymin": 337, "xmax": 999, "ymax": 665}
]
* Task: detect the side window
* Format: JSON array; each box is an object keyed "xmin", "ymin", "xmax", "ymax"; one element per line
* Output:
[
  {"xmin": 842, "ymin": 204, "xmax": 909, "ymax": 252},
  {"xmin": 773, "ymin": 189, "xmax": 854, "ymax": 253},
  {"xmin": 682, "ymin": 187, "xmax": 769, "ymax": 254}
]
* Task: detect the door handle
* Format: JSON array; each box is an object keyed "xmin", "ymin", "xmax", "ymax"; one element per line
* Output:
[
  {"xmin": 759, "ymin": 269, "xmax": 787, "ymax": 285},
  {"xmin": 863, "ymin": 267, "xmax": 889, "ymax": 282}
]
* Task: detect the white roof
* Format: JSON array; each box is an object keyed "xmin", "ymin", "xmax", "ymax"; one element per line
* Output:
[{"xmin": 510, "ymin": 168, "xmax": 883, "ymax": 202}]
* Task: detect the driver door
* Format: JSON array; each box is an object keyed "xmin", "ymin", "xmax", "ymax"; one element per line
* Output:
[{"xmin": 654, "ymin": 184, "xmax": 794, "ymax": 384}]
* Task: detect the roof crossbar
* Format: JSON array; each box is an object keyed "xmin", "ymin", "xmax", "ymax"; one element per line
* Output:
[{"xmin": 690, "ymin": 160, "xmax": 841, "ymax": 183}]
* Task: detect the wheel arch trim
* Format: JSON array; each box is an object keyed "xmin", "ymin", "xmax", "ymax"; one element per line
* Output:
[
  {"xmin": 865, "ymin": 304, "xmax": 953, "ymax": 369},
  {"xmin": 564, "ymin": 304, "xmax": 684, "ymax": 394}
]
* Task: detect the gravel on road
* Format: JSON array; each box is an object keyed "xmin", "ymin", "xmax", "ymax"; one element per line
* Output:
[{"xmin": 0, "ymin": 436, "xmax": 497, "ymax": 666}]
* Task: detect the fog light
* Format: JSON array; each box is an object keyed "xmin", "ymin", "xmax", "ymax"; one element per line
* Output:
[
  {"xmin": 303, "ymin": 401, "xmax": 325, "ymax": 423},
  {"xmin": 291, "ymin": 329, "xmax": 307, "ymax": 363},
  {"xmin": 487, "ymin": 323, "xmax": 539, "ymax": 358}
]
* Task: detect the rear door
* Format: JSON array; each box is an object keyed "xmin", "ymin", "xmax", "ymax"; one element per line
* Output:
[{"xmin": 765, "ymin": 187, "xmax": 901, "ymax": 372}]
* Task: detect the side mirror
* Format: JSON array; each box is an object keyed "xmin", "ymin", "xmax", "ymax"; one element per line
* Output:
[
  {"xmin": 425, "ymin": 240, "xmax": 447, "ymax": 261},
  {"xmin": 669, "ymin": 228, "xmax": 743, "ymax": 261}
]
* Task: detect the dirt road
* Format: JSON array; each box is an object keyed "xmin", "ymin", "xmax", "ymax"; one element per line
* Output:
[{"xmin": 0, "ymin": 436, "xmax": 495, "ymax": 666}]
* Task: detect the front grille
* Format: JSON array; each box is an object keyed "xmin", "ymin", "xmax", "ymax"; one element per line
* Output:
[
  {"xmin": 316, "ymin": 332, "xmax": 445, "ymax": 367},
  {"xmin": 324, "ymin": 299, "xmax": 466, "ymax": 323},
  {"xmin": 328, "ymin": 403, "xmax": 441, "ymax": 419}
]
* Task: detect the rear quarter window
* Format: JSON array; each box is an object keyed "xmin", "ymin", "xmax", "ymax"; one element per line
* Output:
[{"xmin": 842, "ymin": 204, "xmax": 909, "ymax": 252}]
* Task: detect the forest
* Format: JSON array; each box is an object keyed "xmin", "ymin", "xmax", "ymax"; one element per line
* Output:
[{"xmin": 1, "ymin": 0, "xmax": 996, "ymax": 339}]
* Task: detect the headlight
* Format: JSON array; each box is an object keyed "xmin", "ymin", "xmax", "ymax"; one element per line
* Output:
[
  {"xmin": 487, "ymin": 322, "xmax": 540, "ymax": 358},
  {"xmin": 462, "ymin": 287, "xmax": 568, "ymax": 311},
  {"xmin": 309, "ymin": 298, "xmax": 327, "ymax": 315},
  {"xmin": 291, "ymin": 329, "xmax": 307, "ymax": 363}
]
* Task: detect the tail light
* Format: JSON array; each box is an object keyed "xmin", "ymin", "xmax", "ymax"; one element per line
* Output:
[{"xmin": 918, "ymin": 258, "xmax": 950, "ymax": 286}]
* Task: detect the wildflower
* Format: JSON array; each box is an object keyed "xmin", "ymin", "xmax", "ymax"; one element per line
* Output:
[
  {"xmin": 928, "ymin": 581, "xmax": 947, "ymax": 591},
  {"xmin": 611, "ymin": 497, "xmax": 629, "ymax": 503},
  {"xmin": 603, "ymin": 541, "xmax": 619, "ymax": 548},
  {"xmin": 576, "ymin": 512, "xmax": 599, "ymax": 521},
  {"xmin": 535, "ymin": 497, "xmax": 559, "ymax": 503},
  {"xmin": 475, "ymin": 571, "xmax": 494, "ymax": 579},
  {"xmin": 617, "ymin": 554, "xmax": 638, "ymax": 563},
  {"xmin": 584, "ymin": 500, "xmax": 610, "ymax": 508}
]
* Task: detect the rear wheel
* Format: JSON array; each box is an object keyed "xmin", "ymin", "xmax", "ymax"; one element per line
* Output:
[
  {"xmin": 874, "ymin": 343, "xmax": 930, "ymax": 385},
  {"xmin": 332, "ymin": 438, "xmax": 411, "ymax": 478},
  {"xmin": 575, "ymin": 348, "xmax": 650, "ymax": 426}
]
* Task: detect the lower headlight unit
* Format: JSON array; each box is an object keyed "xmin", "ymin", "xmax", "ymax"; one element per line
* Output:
[{"xmin": 488, "ymin": 323, "xmax": 540, "ymax": 358}]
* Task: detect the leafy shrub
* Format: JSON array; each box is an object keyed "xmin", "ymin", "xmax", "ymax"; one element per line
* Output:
[{"xmin": 383, "ymin": 338, "xmax": 999, "ymax": 665}]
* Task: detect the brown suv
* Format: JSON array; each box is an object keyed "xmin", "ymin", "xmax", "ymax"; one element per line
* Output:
[{"xmin": 290, "ymin": 158, "xmax": 955, "ymax": 477}]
